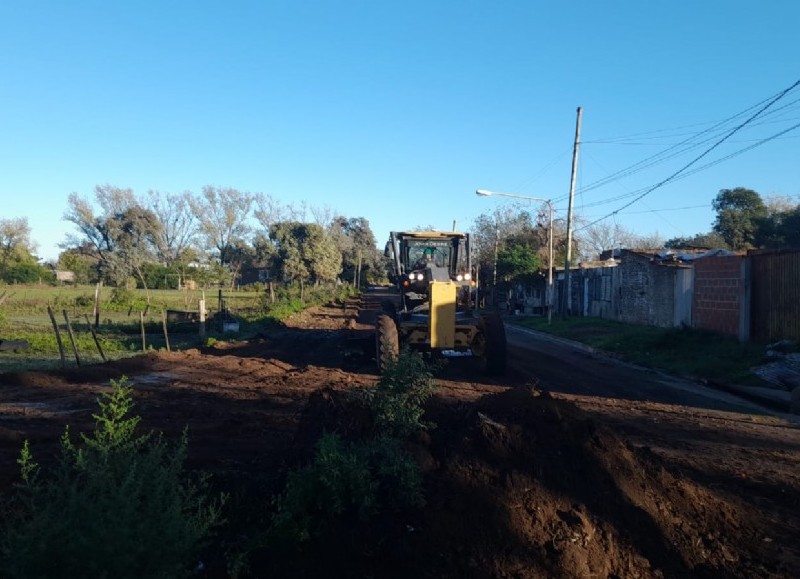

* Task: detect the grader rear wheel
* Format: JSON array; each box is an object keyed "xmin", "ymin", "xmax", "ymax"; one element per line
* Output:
[{"xmin": 375, "ymin": 314, "xmax": 400, "ymax": 373}]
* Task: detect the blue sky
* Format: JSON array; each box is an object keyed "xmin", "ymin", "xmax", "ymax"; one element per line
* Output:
[{"xmin": 2, "ymin": 1, "xmax": 799, "ymax": 261}]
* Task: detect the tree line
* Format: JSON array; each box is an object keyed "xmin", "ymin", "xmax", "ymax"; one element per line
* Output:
[
  {"xmin": 0, "ymin": 185, "xmax": 384, "ymax": 288},
  {"xmin": 466, "ymin": 187, "xmax": 800, "ymax": 289},
  {"xmin": 1, "ymin": 185, "xmax": 797, "ymax": 289}
]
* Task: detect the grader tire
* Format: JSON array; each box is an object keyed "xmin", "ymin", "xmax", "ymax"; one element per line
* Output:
[
  {"xmin": 375, "ymin": 314, "xmax": 400, "ymax": 373},
  {"xmin": 478, "ymin": 313, "xmax": 507, "ymax": 376}
]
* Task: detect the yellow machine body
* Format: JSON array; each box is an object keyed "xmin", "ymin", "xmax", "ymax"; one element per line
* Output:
[{"xmin": 429, "ymin": 281, "xmax": 456, "ymax": 348}]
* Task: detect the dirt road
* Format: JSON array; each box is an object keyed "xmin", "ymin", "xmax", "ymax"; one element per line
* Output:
[{"xmin": 1, "ymin": 304, "xmax": 799, "ymax": 578}]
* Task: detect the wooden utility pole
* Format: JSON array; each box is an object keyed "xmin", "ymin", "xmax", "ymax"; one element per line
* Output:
[{"xmin": 563, "ymin": 106, "xmax": 582, "ymax": 318}]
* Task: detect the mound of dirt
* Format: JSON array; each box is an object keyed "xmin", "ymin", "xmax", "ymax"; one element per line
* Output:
[
  {"xmin": 414, "ymin": 387, "xmax": 778, "ymax": 578},
  {"xmin": 276, "ymin": 386, "xmax": 781, "ymax": 578}
]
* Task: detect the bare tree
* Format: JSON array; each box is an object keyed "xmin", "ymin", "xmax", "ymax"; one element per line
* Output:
[
  {"xmin": 189, "ymin": 186, "xmax": 254, "ymax": 266},
  {"xmin": 309, "ymin": 204, "xmax": 337, "ymax": 229},
  {"xmin": 578, "ymin": 221, "xmax": 639, "ymax": 260},
  {"xmin": 144, "ymin": 190, "xmax": 198, "ymax": 265},
  {"xmin": 633, "ymin": 231, "xmax": 665, "ymax": 251},
  {"xmin": 253, "ymin": 193, "xmax": 300, "ymax": 235}
]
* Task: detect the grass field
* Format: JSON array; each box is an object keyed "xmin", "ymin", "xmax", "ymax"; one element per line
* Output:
[{"xmin": 0, "ymin": 283, "xmax": 351, "ymax": 373}]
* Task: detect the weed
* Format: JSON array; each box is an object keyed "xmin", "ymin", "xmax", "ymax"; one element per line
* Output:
[
  {"xmin": 271, "ymin": 349, "xmax": 434, "ymax": 545},
  {"xmin": 0, "ymin": 377, "xmax": 226, "ymax": 579},
  {"xmin": 272, "ymin": 433, "xmax": 423, "ymax": 543},
  {"xmin": 360, "ymin": 348, "xmax": 437, "ymax": 438}
]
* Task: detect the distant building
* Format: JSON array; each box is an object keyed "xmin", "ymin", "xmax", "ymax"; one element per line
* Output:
[{"xmin": 55, "ymin": 270, "xmax": 75, "ymax": 284}]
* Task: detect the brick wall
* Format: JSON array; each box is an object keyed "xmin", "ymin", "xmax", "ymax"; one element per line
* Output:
[{"xmin": 692, "ymin": 256, "xmax": 743, "ymax": 337}]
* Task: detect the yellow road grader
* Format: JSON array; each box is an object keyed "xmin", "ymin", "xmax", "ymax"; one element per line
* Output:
[{"xmin": 375, "ymin": 231, "xmax": 506, "ymax": 374}]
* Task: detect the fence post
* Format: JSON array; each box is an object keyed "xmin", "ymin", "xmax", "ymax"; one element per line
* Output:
[
  {"xmin": 84, "ymin": 314, "xmax": 107, "ymax": 362},
  {"xmin": 199, "ymin": 294, "xmax": 206, "ymax": 338},
  {"xmin": 62, "ymin": 310, "xmax": 81, "ymax": 366},
  {"xmin": 161, "ymin": 309, "xmax": 171, "ymax": 352},
  {"xmin": 140, "ymin": 311, "xmax": 146, "ymax": 351},
  {"xmin": 47, "ymin": 305, "xmax": 66, "ymax": 368}
]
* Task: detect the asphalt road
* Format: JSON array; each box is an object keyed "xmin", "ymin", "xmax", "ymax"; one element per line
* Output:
[{"xmin": 505, "ymin": 324, "xmax": 777, "ymax": 416}]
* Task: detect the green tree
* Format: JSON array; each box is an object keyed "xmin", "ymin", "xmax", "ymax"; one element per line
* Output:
[
  {"xmin": 665, "ymin": 231, "xmax": 730, "ymax": 250},
  {"xmin": 754, "ymin": 196, "xmax": 800, "ymax": 249},
  {"xmin": 712, "ymin": 187, "xmax": 767, "ymax": 250},
  {"xmin": 496, "ymin": 239, "xmax": 542, "ymax": 282},
  {"xmin": 270, "ymin": 222, "xmax": 342, "ymax": 286},
  {"xmin": 63, "ymin": 186, "xmax": 162, "ymax": 287},
  {"xmin": 0, "ymin": 217, "xmax": 49, "ymax": 283},
  {"xmin": 329, "ymin": 216, "xmax": 382, "ymax": 286},
  {"xmin": 0, "ymin": 217, "xmax": 36, "ymax": 269},
  {"xmin": 57, "ymin": 246, "xmax": 99, "ymax": 284}
]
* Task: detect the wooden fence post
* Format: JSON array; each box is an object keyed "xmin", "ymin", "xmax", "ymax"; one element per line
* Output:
[
  {"xmin": 93, "ymin": 282, "xmax": 101, "ymax": 327},
  {"xmin": 84, "ymin": 314, "xmax": 107, "ymax": 362},
  {"xmin": 161, "ymin": 309, "xmax": 171, "ymax": 352},
  {"xmin": 47, "ymin": 305, "xmax": 66, "ymax": 368},
  {"xmin": 199, "ymin": 295, "xmax": 206, "ymax": 338},
  {"xmin": 62, "ymin": 310, "xmax": 81, "ymax": 366},
  {"xmin": 140, "ymin": 311, "xmax": 146, "ymax": 351}
]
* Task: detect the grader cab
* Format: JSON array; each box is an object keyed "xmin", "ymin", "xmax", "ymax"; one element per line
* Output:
[{"xmin": 376, "ymin": 231, "xmax": 506, "ymax": 375}]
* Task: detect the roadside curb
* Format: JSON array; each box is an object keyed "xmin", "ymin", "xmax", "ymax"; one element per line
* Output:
[{"xmin": 504, "ymin": 320, "xmax": 794, "ymax": 415}]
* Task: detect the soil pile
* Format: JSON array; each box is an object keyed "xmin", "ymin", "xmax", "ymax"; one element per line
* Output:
[{"xmin": 268, "ymin": 385, "xmax": 783, "ymax": 578}]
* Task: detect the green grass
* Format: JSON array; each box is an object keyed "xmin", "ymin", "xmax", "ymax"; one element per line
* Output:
[
  {"xmin": 0, "ymin": 283, "xmax": 358, "ymax": 373},
  {"xmin": 509, "ymin": 315, "xmax": 771, "ymax": 387}
]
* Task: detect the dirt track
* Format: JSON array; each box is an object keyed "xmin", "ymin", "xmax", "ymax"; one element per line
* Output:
[{"xmin": 1, "ymin": 304, "xmax": 799, "ymax": 578}]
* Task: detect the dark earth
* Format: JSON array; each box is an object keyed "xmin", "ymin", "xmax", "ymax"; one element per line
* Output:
[{"xmin": 1, "ymin": 302, "xmax": 799, "ymax": 578}]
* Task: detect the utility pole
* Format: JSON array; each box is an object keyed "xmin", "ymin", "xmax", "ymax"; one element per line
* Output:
[{"xmin": 563, "ymin": 106, "xmax": 582, "ymax": 318}]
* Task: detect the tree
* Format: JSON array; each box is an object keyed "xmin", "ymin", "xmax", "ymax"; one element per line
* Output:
[
  {"xmin": 270, "ymin": 222, "xmax": 342, "ymax": 286},
  {"xmin": 712, "ymin": 187, "xmax": 767, "ymax": 250},
  {"xmin": 665, "ymin": 232, "xmax": 729, "ymax": 250},
  {"xmin": 63, "ymin": 186, "xmax": 162, "ymax": 286},
  {"xmin": 496, "ymin": 240, "xmax": 541, "ymax": 281},
  {"xmin": 754, "ymin": 196, "xmax": 800, "ymax": 249},
  {"xmin": 57, "ymin": 247, "xmax": 97, "ymax": 284},
  {"xmin": 329, "ymin": 216, "xmax": 383, "ymax": 286},
  {"xmin": 470, "ymin": 204, "xmax": 537, "ymax": 287},
  {"xmin": 0, "ymin": 217, "xmax": 49, "ymax": 284},
  {"xmin": 0, "ymin": 217, "xmax": 37, "ymax": 270},
  {"xmin": 579, "ymin": 221, "xmax": 639, "ymax": 260},
  {"xmin": 189, "ymin": 186, "xmax": 254, "ymax": 266},
  {"xmin": 144, "ymin": 190, "xmax": 198, "ymax": 265}
]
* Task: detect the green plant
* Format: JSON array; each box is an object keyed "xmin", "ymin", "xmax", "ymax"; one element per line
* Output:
[
  {"xmin": 109, "ymin": 285, "xmax": 135, "ymax": 306},
  {"xmin": 360, "ymin": 348, "xmax": 437, "ymax": 438},
  {"xmin": 1, "ymin": 377, "xmax": 226, "ymax": 579},
  {"xmin": 272, "ymin": 433, "xmax": 423, "ymax": 543}
]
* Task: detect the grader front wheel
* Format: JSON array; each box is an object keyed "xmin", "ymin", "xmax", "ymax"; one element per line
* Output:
[{"xmin": 375, "ymin": 314, "xmax": 399, "ymax": 373}]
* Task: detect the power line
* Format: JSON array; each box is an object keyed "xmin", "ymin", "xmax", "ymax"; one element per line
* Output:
[
  {"xmin": 578, "ymin": 78, "xmax": 800, "ymax": 231},
  {"xmin": 559, "ymin": 89, "xmax": 800, "ymax": 207}
]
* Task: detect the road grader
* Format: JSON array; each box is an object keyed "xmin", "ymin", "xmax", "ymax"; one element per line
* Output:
[{"xmin": 375, "ymin": 230, "xmax": 506, "ymax": 374}]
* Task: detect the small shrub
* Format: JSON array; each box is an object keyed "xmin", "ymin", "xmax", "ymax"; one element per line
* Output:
[
  {"xmin": 360, "ymin": 348, "xmax": 437, "ymax": 438},
  {"xmin": 109, "ymin": 286, "xmax": 134, "ymax": 306},
  {"xmin": 73, "ymin": 293, "xmax": 93, "ymax": 307},
  {"xmin": 0, "ymin": 377, "xmax": 226, "ymax": 579},
  {"xmin": 272, "ymin": 433, "xmax": 423, "ymax": 543}
]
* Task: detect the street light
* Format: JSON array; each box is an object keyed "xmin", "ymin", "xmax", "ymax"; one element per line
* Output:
[{"xmin": 475, "ymin": 189, "xmax": 554, "ymax": 323}]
